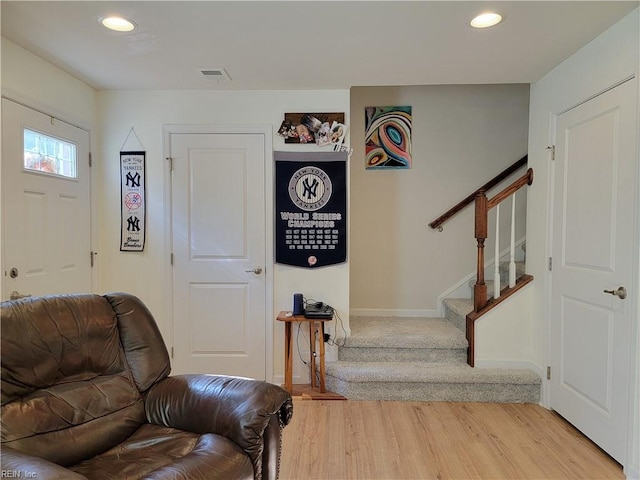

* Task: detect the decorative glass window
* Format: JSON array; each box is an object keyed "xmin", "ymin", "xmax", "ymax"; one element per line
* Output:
[{"xmin": 24, "ymin": 128, "xmax": 77, "ymax": 179}]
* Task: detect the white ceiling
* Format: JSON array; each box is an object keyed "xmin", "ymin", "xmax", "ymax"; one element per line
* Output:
[{"xmin": 1, "ymin": 1, "xmax": 638, "ymax": 91}]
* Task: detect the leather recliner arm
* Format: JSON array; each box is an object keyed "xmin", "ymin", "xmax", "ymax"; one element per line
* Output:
[
  {"xmin": 144, "ymin": 374, "xmax": 293, "ymax": 480},
  {"xmin": 0, "ymin": 447, "xmax": 88, "ymax": 480}
]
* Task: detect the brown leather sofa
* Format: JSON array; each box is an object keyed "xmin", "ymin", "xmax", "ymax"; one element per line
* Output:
[{"xmin": 1, "ymin": 293, "xmax": 293, "ymax": 480}]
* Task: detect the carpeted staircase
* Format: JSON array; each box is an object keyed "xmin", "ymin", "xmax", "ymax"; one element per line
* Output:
[{"xmin": 325, "ymin": 262, "xmax": 541, "ymax": 403}]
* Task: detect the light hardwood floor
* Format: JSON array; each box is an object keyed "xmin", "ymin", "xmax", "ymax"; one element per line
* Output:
[{"xmin": 280, "ymin": 400, "xmax": 624, "ymax": 480}]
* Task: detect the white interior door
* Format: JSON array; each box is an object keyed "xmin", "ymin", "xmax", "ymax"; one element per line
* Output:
[
  {"xmin": 2, "ymin": 99, "xmax": 91, "ymax": 300},
  {"xmin": 550, "ymin": 78, "xmax": 637, "ymax": 464},
  {"xmin": 171, "ymin": 131, "xmax": 267, "ymax": 379}
]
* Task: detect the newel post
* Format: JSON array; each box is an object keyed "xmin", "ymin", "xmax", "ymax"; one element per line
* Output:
[{"xmin": 474, "ymin": 189, "xmax": 488, "ymax": 312}]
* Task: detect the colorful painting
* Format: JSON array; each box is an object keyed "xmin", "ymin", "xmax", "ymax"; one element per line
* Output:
[{"xmin": 365, "ymin": 106, "xmax": 412, "ymax": 169}]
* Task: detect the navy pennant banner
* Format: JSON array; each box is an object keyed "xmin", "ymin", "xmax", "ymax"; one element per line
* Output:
[{"xmin": 275, "ymin": 151, "xmax": 347, "ymax": 268}]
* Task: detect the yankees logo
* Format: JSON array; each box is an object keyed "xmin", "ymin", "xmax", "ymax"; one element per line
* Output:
[
  {"xmin": 125, "ymin": 171, "xmax": 141, "ymax": 188},
  {"xmin": 288, "ymin": 166, "xmax": 332, "ymax": 211},
  {"xmin": 126, "ymin": 216, "xmax": 141, "ymax": 232},
  {"xmin": 124, "ymin": 192, "xmax": 142, "ymax": 210}
]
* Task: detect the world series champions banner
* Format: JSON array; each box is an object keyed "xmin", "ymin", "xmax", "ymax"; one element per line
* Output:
[
  {"xmin": 275, "ymin": 151, "xmax": 347, "ymax": 268},
  {"xmin": 120, "ymin": 151, "xmax": 146, "ymax": 251}
]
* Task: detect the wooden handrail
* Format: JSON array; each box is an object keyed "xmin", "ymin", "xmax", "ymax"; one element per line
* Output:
[
  {"xmin": 428, "ymin": 155, "xmax": 528, "ymax": 231},
  {"xmin": 487, "ymin": 168, "xmax": 534, "ymax": 209},
  {"xmin": 467, "ymin": 166, "xmax": 535, "ymax": 367}
]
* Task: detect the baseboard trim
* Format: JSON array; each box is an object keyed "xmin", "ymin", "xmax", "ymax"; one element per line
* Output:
[
  {"xmin": 350, "ymin": 308, "xmax": 439, "ymax": 318},
  {"xmin": 624, "ymin": 463, "xmax": 639, "ymax": 480},
  {"xmin": 272, "ymin": 374, "xmax": 306, "ymax": 386},
  {"xmin": 474, "ymin": 359, "xmax": 543, "ymax": 377}
]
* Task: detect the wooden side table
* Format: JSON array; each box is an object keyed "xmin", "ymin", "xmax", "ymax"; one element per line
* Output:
[{"xmin": 276, "ymin": 311, "xmax": 338, "ymax": 398}]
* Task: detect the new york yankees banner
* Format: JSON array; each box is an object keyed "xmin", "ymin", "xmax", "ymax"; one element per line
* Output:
[
  {"xmin": 275, "ymin": 151, "xmax": 347, "ymax": 268},
  {"xmin": 120, "ymin": 151, "xmax": 146, "ymax": 251}
]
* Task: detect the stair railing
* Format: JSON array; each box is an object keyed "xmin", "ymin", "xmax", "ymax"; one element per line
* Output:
[
  {"xmin": 428, "ymin": 155, "xmax": 534, "ymax": 367},
  {"xmin": 466, "ymin": 167, "xmax": 534, "ymax": 366},
  {"xmin": 472, "ymin": 167, "xmax": 533, "ymax": 312},
  {"xmin": 428, "ymin": 155, "xmax": 528, "ymax": 232}
]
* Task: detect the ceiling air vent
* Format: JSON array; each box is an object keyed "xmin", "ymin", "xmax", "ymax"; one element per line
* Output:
[{"xmin": 199, "ymin": 68, "xmax": 231, "ymax": 83}]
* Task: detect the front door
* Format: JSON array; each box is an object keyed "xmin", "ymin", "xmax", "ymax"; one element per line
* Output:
[
  {"xmin": 170, "ymin": 130, "xmax": 268, "ymax": 379},
  {"xmin": 550, "ymin": 78, "xmax": 637, "ymax": 463},
  {"xmin": 2, "ymin": 99, "xmax": 91, "ymax": 300}
]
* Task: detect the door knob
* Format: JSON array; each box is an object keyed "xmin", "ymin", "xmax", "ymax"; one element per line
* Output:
[
  {"xmin": 245, "ymin": 266, "xmax": 263, "ymax": 275},
  {"xmin": 603, "ymin": 286, "xmax": 627, "ymax": 299},
  {"xmin": 10, "ymin": 291, "xmax": 32, "ymax": 300}
]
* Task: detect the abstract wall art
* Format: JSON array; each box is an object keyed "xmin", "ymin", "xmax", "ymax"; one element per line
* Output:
[{"xmin": 365, "ymin": 106, "xmax": 412, "ymax": 169}]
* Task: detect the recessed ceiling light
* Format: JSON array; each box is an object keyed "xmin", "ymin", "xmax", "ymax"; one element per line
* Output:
[
  {"xmin": 470, "ymin": 12, "xmax": 503, "ymax": 29},
  {"xmin": 100, "ymin": 16, "xmax": 136, "ymax": 32}
]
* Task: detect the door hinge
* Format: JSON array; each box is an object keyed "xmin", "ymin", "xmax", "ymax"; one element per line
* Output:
[
  {"xmin": 547, "ymin": 366, "xmax": 551, "ymax": 380},
  {"xmin": 548, "ymin": 257, "xmax": 552, "ymax": 271},
  {"xmin": 89, "ymin": 152, "xmax": 92, "ymax": 167},
  {"xmin": 166, "ymin": 157, "xmax": 173, "ymax": 172},
  {"xmin": 171, "ymin": 347, "xmax": 174, "ymax": 359},
  {"xmin": 546, "ymin": 145, "xmax": 555, "ymax": 161},
  {"xmin": 90, "ymin": 251, "xmax": 97, "ymax": 267},
  {"xmin": 170, "ymin": 253, "xmax": 174, "ymax": 266}
]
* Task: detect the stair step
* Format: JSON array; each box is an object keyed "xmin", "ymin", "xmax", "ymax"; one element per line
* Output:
[
  {"xmin": 325, "ymin": 361, "xmax": 541, "ymax": 403},
  {"xmin": 343, "ymin": 316, "xmax": 467, "ymax": 363},
  {"xmin": 330, "ymin": 310, "xmax": 541, "ymax": 403},
  {"xmin": 443, "ymin": 298, "xmax": 473, "ymax": 331},
  {"xmin": 347, "ymin": 316, "xmax": 467, "ymax": 348},
  {"xmin": 339, "ymin": 345, "xmax": 466, "ymax": 363}
]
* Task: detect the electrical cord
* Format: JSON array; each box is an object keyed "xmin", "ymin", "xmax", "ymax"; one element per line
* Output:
[
  {"xmin": 329, "ymin": 308, "xmax": 348, "ymax": 347},
  {"xmin": 295, "ymin": 323, "xmax": 308, "ymax": 366},
  {"xmin": 295, "ymin": 316, "xmax": 323, "ymax": 385},
  {"xmin": 299, "ymin": 296, "xmax": 339, "ymax": 384},
  {"xmin": 305, "ymin": 297, "xmax": 347, "ymax": 347},
  {"xmin": 295, "ymin": 295, "xmax": 348, "ymax": 386}
]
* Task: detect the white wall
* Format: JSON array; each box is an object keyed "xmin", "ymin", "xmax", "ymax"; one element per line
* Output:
[
  {"xmin": 349, "ymin": 84, "xmax": 530, "ymax": 316},
  {"xmin": 96, "ymin": 89, "xmax": 350, "ymax": 384},
  {"xmin": 527, "ymin": 9, "xmax": 639, "ymax": 478},
  {"xmin": 474, "ymin": 285, "xmax": 534, "ymax": 368},
  {"xmin": 1, "ymin": 39, "xmax": 97, "ymax": 129},
  {"xmin": 0, "ymin": 38, "xmax": 99, "ymax": 294}
]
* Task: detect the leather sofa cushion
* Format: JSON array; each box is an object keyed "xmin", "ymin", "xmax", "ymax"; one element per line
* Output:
[
  {"xmin": 69, "ymin": 424, "xmax": 254, "ymax": 480},
  {"xmin": 2, "ymin": 376, "xmax": 144, "ymax": 466},
  {"xmin": 1, "ymin": 294, "xmax": 145, "ymax": 465},
  {"xmin": 1, "ymin": 294, "xmax": 128, "ymax": 402},
  {"xmin": 104, "ymin": 293, "xmax": 171, "ymax": 392}
]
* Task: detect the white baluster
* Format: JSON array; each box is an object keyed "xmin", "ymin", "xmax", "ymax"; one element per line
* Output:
[
  {"xmin": 509, "ymin": 192, "xmax": 516, "ymax": 288},
  {"xmin": 494, "ymin": 204, "xmax": 501, "ymax": 299}
]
